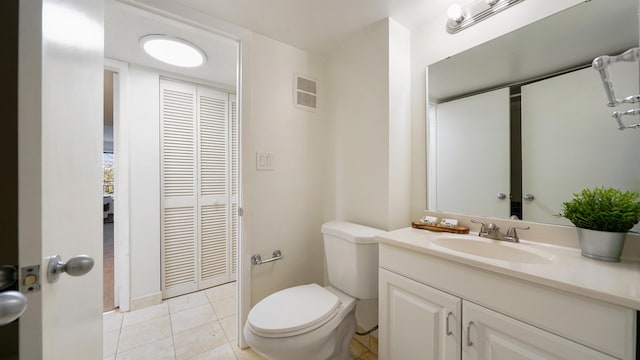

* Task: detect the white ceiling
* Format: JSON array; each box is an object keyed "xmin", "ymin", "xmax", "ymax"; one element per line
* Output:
[
  {"xmin": 105, "ymin": 0, "xmax": 239, "ymax": 87},
  {"xmin": 105, "ymin": 0, "xmax": 441, "ymax": 87},
  {"xmin": 130, "ymin": 0, "xmax": 439, "ymax": 54}
]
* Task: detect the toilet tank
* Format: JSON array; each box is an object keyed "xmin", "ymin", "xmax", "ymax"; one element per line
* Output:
[{"xmin": 321, "ymin": 221, "xmax": 384, "ymax": 300}]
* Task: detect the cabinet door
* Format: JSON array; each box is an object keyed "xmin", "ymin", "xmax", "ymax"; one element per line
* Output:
[
  {"xmin": 462, "ymin": 301, "xmax": 616, "ymax": 360},
  {"xmin": 379, "ymin": 269, "xmax": 461, "ymax": 360}
]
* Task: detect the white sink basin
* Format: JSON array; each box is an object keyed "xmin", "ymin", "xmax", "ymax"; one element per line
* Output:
[{"xmin": 431, "ymin": 234, "xmax": 554, "ymax": 264}]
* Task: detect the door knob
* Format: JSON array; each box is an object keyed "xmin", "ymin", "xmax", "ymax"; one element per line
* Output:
[
  {"xmin": 47, "ymin": 255, "xmax": 94, "ymax": 283},
  {"xmin": 0, "ymin": 291, "xmax": 27, "ymax": 326},
  {"xmin": 0, "ymin": 265, "xmax": 17, "ymax": 291},
  {"xmin": 523, "ymin": 194, "xmax": 535, "ymax": 201}
]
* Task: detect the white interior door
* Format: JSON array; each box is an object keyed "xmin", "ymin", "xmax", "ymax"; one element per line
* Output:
[
  {"xmin": 433, "ymin": 88, "xmax": 511, "ymax": 218},
  {"xmin": 521, "ymin": 64, "xmax": 640, "ymax": 228},
  {"xmin": 18, "ymin": 0, "xmax": 104, "ymax": 358}
]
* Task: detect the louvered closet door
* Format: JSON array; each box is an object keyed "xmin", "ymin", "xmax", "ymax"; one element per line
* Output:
[
  {"xmin": 198, "ymin": 87, "xmax": 231, "ymax": 289},
  {"xmin": 160, "ymin": 80, "xmax": 198, "ymax": 298},
  {"xmin": 161, "ymin": 79, "xmax": 238, "ymax": 298}
]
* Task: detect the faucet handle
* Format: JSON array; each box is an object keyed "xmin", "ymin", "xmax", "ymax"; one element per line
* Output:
[
  {"xmin": 470, "ymin": 219, "xmax": 488, "ymax": 235},
  {"xmin": 506, "ymin": 226, "xmax": 530, "ymax": 242}
]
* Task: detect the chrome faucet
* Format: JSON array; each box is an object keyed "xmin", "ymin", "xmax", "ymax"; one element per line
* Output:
[{"xmin": 470, "ymin": 219, "xmax": 529, "ymax": 243}]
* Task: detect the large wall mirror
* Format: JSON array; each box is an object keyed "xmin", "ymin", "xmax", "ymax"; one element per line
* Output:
[{"xmin": 427, "ymin": 0, "xmax": 640, "ymax": 230}]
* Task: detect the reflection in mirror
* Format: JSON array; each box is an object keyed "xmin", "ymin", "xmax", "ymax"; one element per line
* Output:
[{"xmin": 428, "ymin": 0, "xmax": 640, "ymax": 231}]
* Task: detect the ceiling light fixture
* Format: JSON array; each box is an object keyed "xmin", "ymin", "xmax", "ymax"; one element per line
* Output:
[
  {"xmin": 446, "ymin": 0, "xmax": 525, "ymax": 34},
  {"xmin": 140, "ymin": 34, "xmax": 206, "ymax": 68}
]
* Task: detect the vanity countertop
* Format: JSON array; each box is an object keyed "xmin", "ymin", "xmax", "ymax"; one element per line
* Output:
[{"xmin": 377, "ymin": 227, "xmax": 640, "ymax": 310}]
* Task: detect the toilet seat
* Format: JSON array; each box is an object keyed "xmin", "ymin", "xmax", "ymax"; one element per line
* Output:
[{"xmin": 247, "ymin": 284, "xmax": 341, "ymax": 338}]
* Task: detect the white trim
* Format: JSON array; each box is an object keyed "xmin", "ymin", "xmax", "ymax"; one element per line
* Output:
[
  {"xmin": 237, "ymin": 39, "xmax": 250, "ymax": 349},
  {"xmin": 104, "ymin": 58, "xmax": 132, "ymax": 312},
  {"xmin": 130, "ymin": 292, "xmax": 163, "ymax": 310},
  {"xmin": 427, "ymin": 102, "xmax": 437, "ymax": 211}
]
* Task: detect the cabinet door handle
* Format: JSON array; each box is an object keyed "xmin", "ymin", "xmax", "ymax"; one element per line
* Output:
[
  {"xmin": 445, "ymin": 312, "xmax": 453, "ymax": 336},
  {"xmin": 466, "ymin": 321, "xmax": 474, "ymax": 347}
]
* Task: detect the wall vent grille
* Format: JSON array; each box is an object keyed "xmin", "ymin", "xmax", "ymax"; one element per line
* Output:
[{"xmin": 294, "ymin": 74, "xmax": 318, "ymax": 111}]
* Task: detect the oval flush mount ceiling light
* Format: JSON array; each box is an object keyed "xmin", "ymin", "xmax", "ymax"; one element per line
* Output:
[{"xmin": 140, "ymin": 34, "xmax": 206, "ymax": 68}]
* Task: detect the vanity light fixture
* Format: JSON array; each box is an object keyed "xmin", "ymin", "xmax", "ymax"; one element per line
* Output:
[
  {"xmin": 446, "ymin": 0, "xmax": 525, "ymax": 34},
  {"xmin": 447, "ymin": 3, "xmax": 465, "ymax": 23},
  {"xmin": 140, "ymin": 34, "xmax": 206, "ymax": 68}
]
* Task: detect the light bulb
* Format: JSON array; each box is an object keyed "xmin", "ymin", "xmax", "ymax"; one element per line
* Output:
[{"xmin": 447, "ymin": 4, "xmax": 464, "ymax": 23}]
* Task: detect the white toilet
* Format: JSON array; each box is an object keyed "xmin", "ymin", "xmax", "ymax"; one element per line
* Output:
[{"xmin": 243, "ymin": 221, "xmax": 384, "ymax": 360}]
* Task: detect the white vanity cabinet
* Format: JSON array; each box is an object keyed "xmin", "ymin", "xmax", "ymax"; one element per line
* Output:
[
  {"xmin": 379, "ymin": 268, "xmax": 461, "ymax": 360},
  {"xmin": 378, "ymin": 241, "xmax": 637, "ymax": 360},
  {"xmin": 380, "ymin": 268, "xmax": 614, "ymax": 360}
]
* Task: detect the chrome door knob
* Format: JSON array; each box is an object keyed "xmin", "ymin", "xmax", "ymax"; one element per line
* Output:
[
  {"xmin": 47, "ymin": 255, "xmax": 94, "ymax": 283},
  {"xmin": 497, "ymin": 193, "xmax": 507, "ymax": 200},
  {"xmin": 0, "ymin": 291, "xmax": 27, "ymax": 326},
  {"xmin": 523, "ymin": 194, "xmax": 535, "ymax": 201},
  {"xmin": 0, "ymin": 265, "xmax": 17, "ymax": 291}
]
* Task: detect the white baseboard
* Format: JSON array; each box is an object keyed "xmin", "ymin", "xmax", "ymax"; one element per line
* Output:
[{"xmin": 130, "ymin": 292, "xmax": 162, "ymax": 311}]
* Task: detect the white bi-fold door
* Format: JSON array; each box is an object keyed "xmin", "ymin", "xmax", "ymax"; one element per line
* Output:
[{"xmin": 160, "ymin": 79, "xmax": 238, "ymax": 299}]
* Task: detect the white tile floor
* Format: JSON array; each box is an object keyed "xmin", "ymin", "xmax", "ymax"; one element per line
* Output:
[{"xmin": 103, "ymin": 282, "xmax": 265, "ymax": 360}]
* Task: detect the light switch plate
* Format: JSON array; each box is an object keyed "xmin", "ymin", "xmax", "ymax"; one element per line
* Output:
[{"xmin": 256, "ymin": 152, "xmax": 274, "ymax": 171}]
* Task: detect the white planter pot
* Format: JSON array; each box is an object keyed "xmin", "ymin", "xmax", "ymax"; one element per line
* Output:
[{"xmin": 577, "ymin": 228, "xmax": 626, "ymax": 262}]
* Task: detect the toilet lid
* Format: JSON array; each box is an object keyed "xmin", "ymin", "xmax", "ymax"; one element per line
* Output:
[{"xmin": 247, "ymin": 284, "xmax": 340, "ymax": 336}]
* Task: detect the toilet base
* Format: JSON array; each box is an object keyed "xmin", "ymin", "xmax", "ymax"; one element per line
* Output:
[
  {"xmin": 245, "ymin": 309, "xmax": 357, "ymax": 360},
  {"xmin": 328, "ymin": 310, "xmax": 357, "ymax": 360}
]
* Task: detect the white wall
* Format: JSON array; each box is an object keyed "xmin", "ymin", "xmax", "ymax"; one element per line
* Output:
[
  {"xmin": 326, "ymin": 17, "xmax": 411, "ymax": 332},
  {"xmin": 128, "ymin": 64, "xmax": 161, "ymax": 300},
  {"xmin": 410, "ymin": 0, "xmax": 584, "ymax": 220},
  {"xmin": 327, "ymin": 20, "xmax": 389, "ymax": 230},
  {"xmin": 327, "ymin": 18, "xmax": 411, "ymax": 232},
  {"xmin": 241, "ymin": 33, "xmax": 327, "ymax": 305},
  {"xmin": 388, "ymin": 19, "xmax": 412, "ymax": 231}
]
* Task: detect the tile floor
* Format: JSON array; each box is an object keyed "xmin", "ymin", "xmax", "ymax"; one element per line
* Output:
[
  {"xmin": 103, "ymin": 282, "xmax": 263, "ymax": 360},
  {"xmin": 103, "ymin": 281, "xmax": 377, "ymax": 360}
]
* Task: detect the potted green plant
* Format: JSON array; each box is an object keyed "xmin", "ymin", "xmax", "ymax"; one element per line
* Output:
[{"xmin": 560, "ymin": 187, "xmax": 640, "ymax": 262}]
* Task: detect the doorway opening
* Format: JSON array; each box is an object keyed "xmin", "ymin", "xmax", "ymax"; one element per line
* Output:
[
  {"xmin": 103, "ymin": 69, "xmax": 117, "ymax": 312},
  {"xmin": 103, "ymin": 1, "xmax": 244, "ymax": 351}
]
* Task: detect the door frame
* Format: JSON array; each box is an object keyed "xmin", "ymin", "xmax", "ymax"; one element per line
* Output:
[
  {"xmin": 104, "ymin": 58, "xmax": 131, "ymax": 312},
  {"xmin": 112, "ymin": 0, "xmax": 249, "ymax": 347}
]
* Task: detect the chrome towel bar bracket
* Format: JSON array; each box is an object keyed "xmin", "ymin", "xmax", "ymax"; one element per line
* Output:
[
  {"xmin": 251, "ymin": 250, "xmax": 283, "ymax": 265},
  {"xmin": 593, "ymin": 47, "xmax": 640, "ymax": 130}
]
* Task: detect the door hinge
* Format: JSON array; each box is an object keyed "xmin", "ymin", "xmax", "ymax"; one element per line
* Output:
[{"xmin": 238, "ymin": 207, "xmax": 244, "ymax": 216}]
